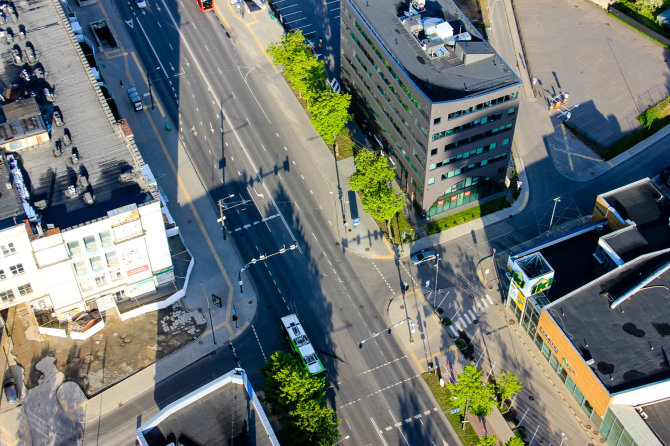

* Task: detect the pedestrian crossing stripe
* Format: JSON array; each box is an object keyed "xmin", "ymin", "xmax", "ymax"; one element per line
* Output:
[
  {"xmin": 449, "ymin": 326, "xmax": 458, "ymax": 337},
  {"xmin": 486, "ymin": 294, "xmax": 494, "ymax": 305},
  {"xmin": 463, "ymin": 313, "xmax": 472, "ymax": 324},
  {"xmin": 468, "ymin": 310, "xmax": 476, "ymax": 321}
]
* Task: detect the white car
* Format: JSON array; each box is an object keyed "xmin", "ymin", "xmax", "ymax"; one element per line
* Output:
[
  {"xmin": 411, "ymin": 249, "xmax": 436, "ymax": 265},
  {"xmin": 136, "ymin": 0, "xmax": 147, "ymax": 8}
]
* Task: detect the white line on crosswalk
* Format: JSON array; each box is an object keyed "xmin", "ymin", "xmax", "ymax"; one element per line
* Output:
[
  {"xmin": 449, "ymin": 326, "xmax": 458, "ymax": 337},
  {"xmin": 459, "ymin": 317, "xmax": 467, "ymax": 328},
  {"xmin": 486, "ymin": 294, "xmax": 494, "ymax": 305},
  {"xmin": 468, "ymin": 310, "xmax": 476, "ymax": 321},
  {"xmin": 463, "ymin": 313, "xmax": 472, "ymax": 324},
  {"xmin": 453, "ymin": 321, "xmax": 462, "ymax": 331}
]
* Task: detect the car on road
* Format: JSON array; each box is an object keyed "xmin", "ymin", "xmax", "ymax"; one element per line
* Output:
[
  {"xmin": 411, "ymin": 249, "xmax": 436, "ymax": 265},
  {"xmin": 135, "ymin": 0, "xmax": 147, "ymax": 8},
  {"xmin": 3, "ymin": 378, "xmax": 18, "ymax": 404}
]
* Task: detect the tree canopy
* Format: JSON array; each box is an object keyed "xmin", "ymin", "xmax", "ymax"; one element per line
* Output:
[
  {"xmin": 448, "ymin": 365, "xmax": 496, "ymax": 417},
  {"xmin": 349, "ymin": 150, "xmax": 405, "ymax": 237},
  {"xmin": 497, "ymin": 371, "xmax": 523, "ymax": 408},
  {"xmin": 477, "ymin": 435, "xmax": 499, "ymax": 446},
  {"xmin": 261, "ymin": 351, "xmax": 340, "ymax": 445},
  {"xmin": 504, "ymin": 437, "xmax": 526, "ymax": 446},
  {"xmin": 310, "ymin": 89, "xmax": 352, "ymax": 143}
]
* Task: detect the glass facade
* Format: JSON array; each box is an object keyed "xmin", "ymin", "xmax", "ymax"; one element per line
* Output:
[
  {"xmin": 600, "ymin": 409, "xmax": 640, "ymax": 446},
  {"xmin": 426, "ymin": 176, "xmax": 502, "ymax": 217}
]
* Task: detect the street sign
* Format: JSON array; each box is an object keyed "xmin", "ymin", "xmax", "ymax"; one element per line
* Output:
[
  {"xmin": 353, "ymin": 217, "xmax": 361, "ymax": 227},
  {"xmin": 450, "ymin": 408, "xmax": 461, "ymax": 414}
]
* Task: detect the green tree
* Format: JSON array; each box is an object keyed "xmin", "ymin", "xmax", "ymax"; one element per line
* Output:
[
  {"xmin": 349, "ymin": 150, "xmax": 406, "ymax": 241},
  {"xmin": 477, "ymin": 435, "xmax": 499, "ymax": 446},
  {"xmin": 496, "ymin": 372, "xmax": 523, "ymax": 411},
  {"xmin": 504, "ymin": 437, "xmax": 525, "ymax": 446},
  {"xmin": 310, "ymin": 89, "xmax": 352, "ymax": 154},
  {"xmin": 636, "ymin": 0, "xmax": 663, "ymax": 14},
  {"xmin": 448, "ymin": 365, "xmax": 496, "ymax": 418},
  {"xmin": 266, "ymin": 30, "xmax": 327, "ymax": 100},
  {"xmin": 260, "ymin": 351, "xmax": 341, "ymax": 445}
]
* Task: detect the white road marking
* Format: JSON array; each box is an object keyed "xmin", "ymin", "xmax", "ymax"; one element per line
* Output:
[
  {"xmin": 251, "ymin": 324, "xmax": 267, "ymax": 361},
  {"xmin": 370, "ymin": 418, "xmax": 389, "ymax": 446},
  {"xmin": 468, "ymin": 310, "xmax": 476, "ymax": 321},
  {"xmin": 486, "ymin": 294, "xmax": 494, "ymax": 305}
]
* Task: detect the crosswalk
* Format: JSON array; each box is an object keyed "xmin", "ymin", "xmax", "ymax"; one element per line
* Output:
[{"xmin": 448, "ymin": 294, "xmax": 495, "ymax": 337}]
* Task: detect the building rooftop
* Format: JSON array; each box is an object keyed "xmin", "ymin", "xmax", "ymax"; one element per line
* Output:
[
  {"xmin": 346, "ymin": 0, "xmax": 520, "ymax": 102},
  {"xmin": 550, "ymin": 251, "xmax": 670, "ymax": 393},
  {"xmin": 0, "ymin": 0, "xmax": 151, "ymax": 229},
  {"xmin": 138, "ymin": 370, "xmax": 278, "ymax": 446},
  {"xmin": 641, "ymin": 399, "xmax": 670, "ymax": 445},
  {"xmin": 601, "ymin": 179, "xmax": 670, "ymax": 251}
]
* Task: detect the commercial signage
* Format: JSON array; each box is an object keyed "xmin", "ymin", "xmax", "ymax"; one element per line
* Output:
[
  {"xmin": 540, "ymin": 326, "xmax": 559, "ymax": 354},
  {"xmin": 437, "ymin": 200, "xmax": 444, "ymax": 206},
  {"xmin": 451, "ymin": 195, "xmax": 457, "ymax": 201},
  {"xmin": 128, "ymin": 265, "xmax": 149, "ymax": 276},
  {"xmin": 464, "ymin": 190, "xmax": 471, "ymax": 197}
]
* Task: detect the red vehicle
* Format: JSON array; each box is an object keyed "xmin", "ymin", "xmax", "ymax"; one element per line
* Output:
[{"xmin": 195, "ymin": 0, "xmax": 213, "ymax": 11}]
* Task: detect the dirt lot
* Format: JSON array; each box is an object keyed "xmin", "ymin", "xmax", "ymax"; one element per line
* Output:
[{"xmin": 6, "ymin": 303, "xmax": 206, "ymax": 397}]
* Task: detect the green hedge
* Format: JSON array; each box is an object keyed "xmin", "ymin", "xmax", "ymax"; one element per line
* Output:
[{"xmin": 425, "ymin": 197, "xmax": 510, "ymax": 235}]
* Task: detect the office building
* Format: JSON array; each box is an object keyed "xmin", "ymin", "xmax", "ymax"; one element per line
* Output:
[
  {"xmin": 506, "ymin": 178, "xmax": 670, "ymax": 446},
  {"xmin": 340, "ymin": 0, "xmax": 521, "ymax": 217}
]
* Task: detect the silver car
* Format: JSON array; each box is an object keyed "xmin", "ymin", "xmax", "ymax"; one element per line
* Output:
[{"xmin": 411, "ymin": 249, "xmax": 436, "ymax": 265}]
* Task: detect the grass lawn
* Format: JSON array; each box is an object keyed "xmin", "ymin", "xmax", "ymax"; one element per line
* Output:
[
  {"xmin": 377, "ymin": 210, "xmax": 415, "ymax": 245},
  {"xmin": 282, "ymin": 74, "xmax": 358, "ymax": 160},
  {"xmin": 423, "ymin": 373, "xmax": 481, "ymax": 446},
  {"xmin": 614, "ymin": 0, "xmax": 670, "ymax": 42},
  {"xmin": 425, "ymin": 196, "xmax": 510, "ymax": 235}
]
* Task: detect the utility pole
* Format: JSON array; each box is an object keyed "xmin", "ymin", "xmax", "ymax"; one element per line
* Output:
[
  {"xmin": 433, "ymin": 253, "xmax": 440, "ymax": 309},
  {"xmin": 549, "ymin": 197, "xmax": 561, "ymax": 229}
]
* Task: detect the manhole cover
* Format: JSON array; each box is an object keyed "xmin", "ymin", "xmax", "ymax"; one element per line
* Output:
[
  {"xmin": 400, "ymin": 305, "xmax": 404, "ymax": 309},
  {"xmin": 187, "ymin": 219, "xmax": 192, "ymax": 224},
  {"xmin": 488, "ymin": 285, "xmax": 494, "ymax": 289},
  {"xmin": 365, "ymin": 248, "xmax": 370, "ymax": 251},
  {"xmin": 248, "ymin": 300, "xmax": 253, "ymax": 304},
  {"xmin": 528, "ymin": 395, "xmax": 535, "ymax": 401},
  {"xmin": 508, "ymin": 319, "xmax": 515, "ymax": 325},
  {"xmin": 359, "ymin": 304, "xmax": 364, "ymax": 309}
]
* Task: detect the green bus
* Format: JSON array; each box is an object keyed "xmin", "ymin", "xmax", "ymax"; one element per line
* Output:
[{"xmin": 280, "ymin": 314, "xmax": 326, "ymax": 379}]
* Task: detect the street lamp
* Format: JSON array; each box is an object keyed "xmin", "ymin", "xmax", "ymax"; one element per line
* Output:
[
  {"xmin": 559, "ymin": 432, "xmax": 568, "ymax": 446},
  {"xmin": 549, "ymin": 197, "xmax": 561, "ymax": 229},
  {"xmin": 359, "ymin": 318, "xmax": 413, "ymax": 348},
  {"xmin": 238, "ymin": 242, "xmax": 298, "ymax": 293},
  {"xmin": 333, "ymin": 435, "xmax": 350, "ymax": 445},
  {"xmin": 433, "ymin": 253, "xmax": 440, "ymax": 309},
  {"xmin": 217, "ymin": 194, "xmax": 249, "ymax": 240}
]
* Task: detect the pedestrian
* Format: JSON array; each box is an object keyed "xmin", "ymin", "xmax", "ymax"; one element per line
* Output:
[{"xmin": 119, "ymin": 80, "xmax": 123, "ymax": 87}]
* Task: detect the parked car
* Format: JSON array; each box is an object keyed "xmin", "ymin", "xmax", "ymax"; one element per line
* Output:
[
  {"xmin": 411, "ymin": 249, "xmax": 436, "ymax": 265},
  {"xmin": 135, "ymin": 0, "xmax": 147, "ymax": 8},
  {"xmin": 3, "ymin": 378, "xmax": 18, "ymax": 404}
]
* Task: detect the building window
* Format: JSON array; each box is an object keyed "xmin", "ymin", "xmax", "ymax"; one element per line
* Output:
[
  {"xmin": 67, "ymin": 241, "xmax": 82, "ymax": 258},
  {"xmin": 114, "ymin": 290, "xmax": 126, "ymax": 301},
  {"xmin": 508, "ymin": 107, "xmax": 516, "ymax": 115},
  {"xmin": 111, "ymin": 269, "xmax": 122, "ymax": 282},
  {"xmin": 433, "ymin": 117, "xmax": 441, "ymax": 125},
  {"xmin": 90, "ymin": 256, "xmax": 104, "ymax": 273},
  {"xmin": 430, "ymin": 148, "xmax": 438, "ymax": 156},
  {"xmin": 94, "ymin": 274, "xmax": 107, "ymax": 287},
  {"xmin": 18, "ymin": 283, "xmax": 33, "ymax": 296},
  {"xmin": 9, "ymin": 264, "xmax": 24, "ymax": 276},
  {"xmin": 73, "ymin": 261, "xmax": 88, "ymax": 277},
  {"xmin": 99, "ymin": 231, "xmax": 114, "ymax": 248},
  {"xmin": 427, "ymin": 177, "xmax": 435, "ymax": 185},
  {"xmin": 0, "ymin": 289, "xmax": 14, "ymax": 302},
  {"xmin": 0, "ymin": 270, "xmax": 5, "ymax": 280},
  {"xmin": 503, "ymin": 138, "xmax": 510, "ymax": 146},
  {"xmin": 79, "ymin": 278, "xmax": 94, "ymax": 291},
  {"xmin": 105, "ymin": 251, "xmax": 118, "ymax": 267},
  {"xmin": 1, "ymin": 243, "xmax": 16, "ymax": 256},
  {"xmin": 83, "ymin": 235, "xmax": 98, "ymax": 254}
]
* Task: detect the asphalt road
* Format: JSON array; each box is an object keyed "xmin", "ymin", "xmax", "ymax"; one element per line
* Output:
[
  {"xmin": 99, "ymin": 0, "xmax": 461, "ymax": 444},
  {"xmin": 92, "ymin": 0, "xmax": 670, "ymax": 445}
]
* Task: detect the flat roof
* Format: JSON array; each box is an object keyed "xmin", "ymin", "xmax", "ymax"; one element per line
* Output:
[
  {"xmin": 641, "ymin": 399, "xmax": 670, "ymax": 445},
  {"xmin": 535, "ymin": 224, "xmax": 608, "ymax": 302},
  {"xmin": 0, "ymin": 0, "xmax": 151, "ymax": 229},
  {"xmin": 346, "ymin": 0, "xmax": 520, "ymax": 102},
  {"xmin": 602, "ymin": 179, "xmax": 670, "ymax": 251},
  {"xmin": 602, "ymin": 226, "xmax": 650, "ymax": 263},
  {"xmin": 550, "ymin": 251, "xmax": 670, "ymax": 393},
  {"xmin": 143, "ymin": 382, "xmax": 274, "ymax": 446}
]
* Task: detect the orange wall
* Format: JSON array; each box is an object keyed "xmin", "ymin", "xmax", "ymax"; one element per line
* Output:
[
  {"xmin": 592, "ymin": 197, "xmax": 627, "ymax": 231},
  {"xmin": 537, "ymin": 311, "xmax": 612, "ymax": 418}
]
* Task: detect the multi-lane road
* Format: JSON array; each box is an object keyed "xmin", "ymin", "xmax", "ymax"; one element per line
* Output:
[
  {"xmin": 84, "ymin": 0, "xmax": 670, "ymax": 445},
  {"xmin": 103, "ymin": 0, "xmax": 462, "ymax": 444}
]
